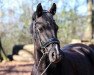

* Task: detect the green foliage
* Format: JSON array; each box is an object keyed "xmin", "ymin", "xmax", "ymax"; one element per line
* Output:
[
  {"xmin": 0, "ymin": 3, "xmax": 33, "ymax": 56},
  {"xmin": 0, "ymin": 1, "xmax": 88, "ymax": 57},
  {"xmin": 1, "ymin": 24, "xmax": 32, "ymax": 55},
  {"xmin": 55, "ymin": 10, "xmax": 87, "ymax": 46}
]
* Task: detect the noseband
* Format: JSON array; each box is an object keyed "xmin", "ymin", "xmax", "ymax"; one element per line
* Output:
[{"xmin": 41, "ymin": 38, "xmax": 59, "ymax": 49}]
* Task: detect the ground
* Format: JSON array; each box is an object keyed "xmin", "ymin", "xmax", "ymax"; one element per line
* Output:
[{"xmin": 0, "ymin": 61, "xmax": 34, "ymax": 75}]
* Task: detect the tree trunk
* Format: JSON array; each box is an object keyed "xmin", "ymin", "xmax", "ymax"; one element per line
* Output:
[
  {"xmin": 0, "ymin": 37, "xmax": 9, "ymax": 61},
  {"xmin": 83, "ymin": 0, "xmax": 93, "ymax": 41}
]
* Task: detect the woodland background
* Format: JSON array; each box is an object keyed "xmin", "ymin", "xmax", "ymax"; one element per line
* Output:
[{"xmin": 0, "ymin": 0, "xmax": 94, "ymax": 59}]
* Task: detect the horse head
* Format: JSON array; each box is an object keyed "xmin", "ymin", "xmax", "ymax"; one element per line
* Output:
[{"xmin": 30, "ymin": 3, "xmax": 61, "ymax": 63}]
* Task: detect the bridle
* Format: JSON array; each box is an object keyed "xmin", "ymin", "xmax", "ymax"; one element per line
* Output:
[
  {"xmin": 33, "ymin": 12, "xmax": 60, "ymax": 75},
  {"xmin": 34, "ymin": 21, "xmax": 60, "ymax": 54},
  {"xmin": 32, "ymin": 11, "xmax": 60, "ymax": 50}
]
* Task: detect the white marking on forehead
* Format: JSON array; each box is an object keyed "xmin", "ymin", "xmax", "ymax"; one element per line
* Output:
[
  {"xmin": 47, "ymin": 13, "xmax": 51, "ymax": 16},
  {"xmin": 46, "ymin": 13, "xmax": 53, "ymax": 18}
]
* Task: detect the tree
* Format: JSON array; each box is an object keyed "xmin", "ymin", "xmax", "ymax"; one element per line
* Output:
[
  {"xmin": 0, "ymin": 0, "xmax": 9, "ymax": 61},
  {"xmin": 83, "ymin": 0, "xmax": 93, "ymax": 41},
  {"xmin": 0, "ymin": 37, "xmax": 9, "ymax": 61}
]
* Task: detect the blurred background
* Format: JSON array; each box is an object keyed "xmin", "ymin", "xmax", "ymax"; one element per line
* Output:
[{"xmin": 0, "ymin": 0, "xmax": 94, "ymax": 57}]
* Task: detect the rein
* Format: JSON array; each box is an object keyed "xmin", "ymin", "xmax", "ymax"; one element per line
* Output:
[
  {"xmin": 36, "ymin": 40, "xmax": 58, "ymax": 75},
  {"xmin": 37, "ymin": 52, "xmax": 52, "ymax": 75},
  {"xmin": 41, "ymin": 62, "xmax": 52, "ymax": 75}
]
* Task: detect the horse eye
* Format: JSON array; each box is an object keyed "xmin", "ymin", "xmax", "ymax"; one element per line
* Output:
[{"xmin": 38, "ymin": 27, "xmax": 43, "ymax": 32}]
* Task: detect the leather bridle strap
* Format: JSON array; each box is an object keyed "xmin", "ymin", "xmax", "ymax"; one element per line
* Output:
[{"xmin": 41, "ymin": 38, "xmax": 60, "ymax": 49}]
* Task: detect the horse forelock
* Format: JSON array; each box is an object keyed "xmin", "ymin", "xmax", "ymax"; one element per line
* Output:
[{"xmin": 32, "ymin": 10, "xmax": 48, "ymax": 21}]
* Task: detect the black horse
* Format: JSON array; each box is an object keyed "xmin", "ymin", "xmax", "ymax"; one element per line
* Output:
[{"xmin": 30, "ymin": 3, "xmax": 94, "ymax": 75}]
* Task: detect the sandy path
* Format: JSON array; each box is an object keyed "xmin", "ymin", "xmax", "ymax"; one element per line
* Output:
[{"xmin": 0, "ymin": 61, "xmax": 34, "ymax": 75}]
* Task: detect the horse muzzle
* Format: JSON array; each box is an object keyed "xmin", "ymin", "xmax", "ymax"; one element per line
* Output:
[
  {"xmin": 41, "ymin": 38, "xmax": 61, "ymax": 63},
  {"xmin": 49, "ymin": 46, "xmax": 61, "ymax": 63}
]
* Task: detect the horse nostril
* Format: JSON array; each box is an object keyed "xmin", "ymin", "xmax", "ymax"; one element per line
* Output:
[
  {"xmin": 52, "ymin": 52, "xmax": 55, "ymax": 57},
  {"xmin": 49, "ymin": 51, "xmax": 56, "ymax": 62},
  {"xmin": 49, "ymin": 50, "xmax": 61, "ymax": 63},
  {"xmin": 52, "ymin": 52, "xmax": 56, "ymax": 60}
]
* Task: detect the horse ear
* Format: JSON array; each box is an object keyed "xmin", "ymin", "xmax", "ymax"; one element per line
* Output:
[
  {"xmin": 49, "ymin": 3, "xmax": 56, "ymax": 15},
  {"xmin": 36, "ymin": 3, "xmax": 43, "ymax": 17}
]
